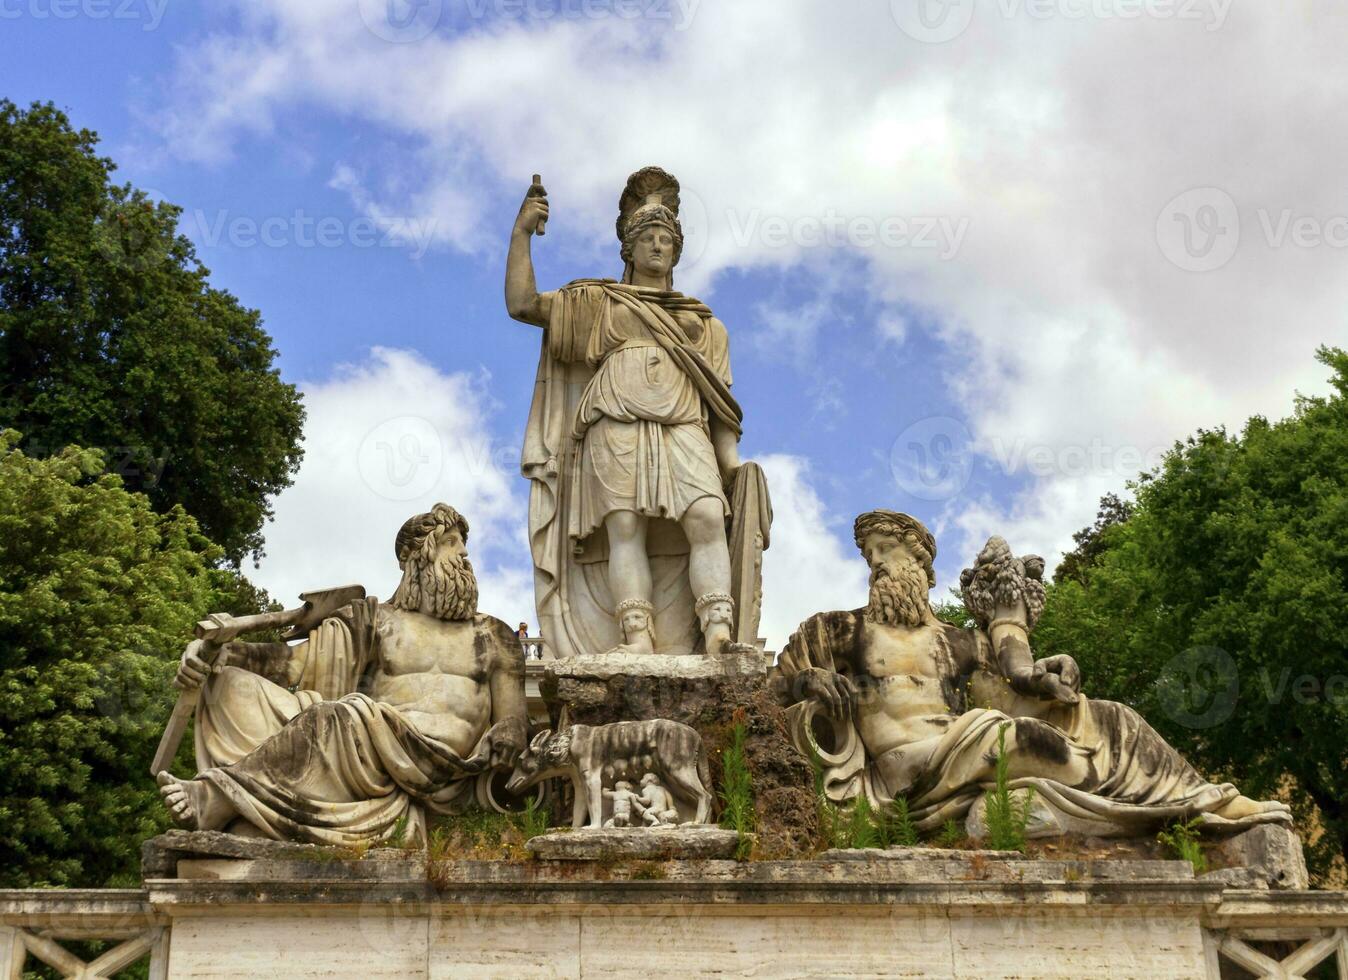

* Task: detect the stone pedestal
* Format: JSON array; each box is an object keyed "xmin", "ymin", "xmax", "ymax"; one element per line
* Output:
[
  {"xmin": 5, "ymin": 856, "xmax": 1346, "ymax": 978},
  {"xmin": 543, "ymin": 647, "xmax": 770, "ymax": 727}
]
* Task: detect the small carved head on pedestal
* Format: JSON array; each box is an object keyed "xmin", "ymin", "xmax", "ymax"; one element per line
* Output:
[{"xmin": 616, "ymin": 598, "xmax": 656, "ymax": 650}]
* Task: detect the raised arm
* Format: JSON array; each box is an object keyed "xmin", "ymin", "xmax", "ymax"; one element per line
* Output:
[{"xmin": 505, "ymin": 181, "xmax": 554, "ymax": 327}]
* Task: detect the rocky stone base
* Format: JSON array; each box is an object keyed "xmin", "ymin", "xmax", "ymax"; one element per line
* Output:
[
  {"xmin": 1207, "ymin": 823, "xmax": 1310, "ymax": 890},
  {"xmin": 526, "ymin": 826, "xmax": 745, "ymax": 861},
  {"xmin": 542, "ymin": 647, "xmax": 769, "ymax": 728},
  {"xmin": 143, "ymin": 830, "xmax": 348, "ymax": 879}
]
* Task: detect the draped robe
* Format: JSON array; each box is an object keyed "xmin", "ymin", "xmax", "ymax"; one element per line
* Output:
[
  {"xmin": 522, "ymin": 280, "xmax": 743, "ymax": 657},
  {"xmin": 776, "ymin": 609, "xmax": 1291, "ymax": 837},
  {"xmin": 192, "ymin": 600, "xmax": 519, "ymax": 845}
]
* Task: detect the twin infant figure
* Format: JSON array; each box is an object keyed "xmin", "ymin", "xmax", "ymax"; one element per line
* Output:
[{"xmin": 602, "ymin": 773, "xmax": 680, "ymax": 828}]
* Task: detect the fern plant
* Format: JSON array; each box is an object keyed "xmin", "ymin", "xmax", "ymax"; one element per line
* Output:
[
  {"xmin": 982, "ymin": 722, "xmax": 1034, "ymax": 852},
  {"xmin": 514, "ymin": 795, "xmax": 550, "ymax": 842},
  {"xmin": 876, "ymin": 796, "xmax": 919, "ymax": 848},
  {"xmin": 718, "ymin": 721, "xmax": 755, "ymax": 860}
]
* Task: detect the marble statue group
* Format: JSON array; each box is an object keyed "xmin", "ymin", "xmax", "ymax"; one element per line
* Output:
[{"xmin": 155, "ymin": 167, "xmax": 1291, "ymax": 847}]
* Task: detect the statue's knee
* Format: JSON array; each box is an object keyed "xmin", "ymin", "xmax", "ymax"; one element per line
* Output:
[
  {"xmin": 606, "ymin": 510, "xmax": 643, "ymax": 542},
  {"xmin": 682, "ymin": 498, "xmax": 724, "ymax": 545}
]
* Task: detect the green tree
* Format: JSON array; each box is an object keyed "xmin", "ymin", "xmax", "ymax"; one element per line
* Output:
[
  {"xmin": 0, "ymin": 432, "xmax": 222, "ymax": 887},
  {"xmin": 1052, "ymin": 492, "xmax": 1133, "ymax": 586},
  {"xmin": 0, "ymin": 100, "xmax": 304, "ymax": 564},
  {"xmin": 1035, "ymin": 347, "xmax": 1348, "ymax": 879}
]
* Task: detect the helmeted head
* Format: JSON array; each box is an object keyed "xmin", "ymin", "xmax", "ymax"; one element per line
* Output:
[
  {"xmin": 617, "ymin": 166, "xmax": 684, "ymax": 287},
  {"xmin": 853, "ymin": 510, "xmax": 937, "ymax": 627},
  {"xmin": 389, "ymin": 503, "xmax": 478, "ymax": 621}
]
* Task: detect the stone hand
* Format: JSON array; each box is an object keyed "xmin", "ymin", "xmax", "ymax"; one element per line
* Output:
[
  {"xmin": 1007, "ymin": 660, "xmax": 1079, "ymax": 705},
  {"xmin": 1037, "ymin": 654, "xmax": 1081, "ymax": 697},
  {"xmin": 514, "ymin": 187, "xmax": 549, "ymax": 235},
  {"xmin": 173, "ymin": 639, "xmax": 216, "ymax": 691},
  {"xmin": 798, "ymin": 667, "xmax": 857, "ymax": 720},
  {"xmin": 470, "ymin": 717, "xmax": 527, "ymax": 769}
]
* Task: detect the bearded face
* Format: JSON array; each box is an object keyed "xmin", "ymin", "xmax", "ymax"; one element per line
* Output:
[
  {"xmin": 865, "ymin": 549, "xmax": 931, "ymax": 628},
  {"xmin": 389, "ymin": 534, "xmax": 479, "ymax": 621}
]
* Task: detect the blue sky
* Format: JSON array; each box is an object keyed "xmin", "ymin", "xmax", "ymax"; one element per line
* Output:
[{"xmin": 3, "ymin": 1, "xmax": 1343, "ymax": 645}]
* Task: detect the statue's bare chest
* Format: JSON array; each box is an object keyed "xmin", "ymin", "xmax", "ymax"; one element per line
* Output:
[
  {"xmin": 856, "ymin": 623, "xmax": 948, "ymax": 682},
  {"xmin": 375, "ymin": 612, "xmax": 485, "ymax": 680}
]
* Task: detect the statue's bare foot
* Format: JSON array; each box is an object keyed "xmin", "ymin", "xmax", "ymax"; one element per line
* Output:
[
  {"xmin": 1213, "ymin": 795, "xmax": 1292, "ymax": 822},
  {"xmin": 156, "ymin": 771, "xmax": 234, "ymax": 831}
]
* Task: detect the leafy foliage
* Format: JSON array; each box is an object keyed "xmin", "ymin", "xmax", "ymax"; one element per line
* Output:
[
  {"xmin": 931, "ymin": 588, "xmax": 974, "ymax": 629},
  {"xmin": 718, "ymin": 720, "xmax": 755, "ymax": 859},
  {"xmin": 807, "ymin": 736, "xmax": 918, "ymax": 850},
  {"xmin": 1157, "ymin": 818, "xmax": 1207, "ymax": 874},
  {"xmin": 515, "ymin": 795, "xmax": 550, "ymax": 841},
  {"xmin": 0, "ymin": 100, "xmax": 304, "ymax": 563},
  {"xmin": 1035, "ymin": 347, "xmax": 1348, "ymax": 879},
  {"xmin": 1053, "ymin": 492, "xmax": 1134, "ymax": 586},
  {"xmin": 0, "ymin": 432, "xmax": 227, "ymax": 887},
  {"xmin": 982, "ymin": 723, "xmax": 1033, "ymax": 852},
  {"xmin": 933, "ymin": 818, "xmax": 965, "ymax": 848}
]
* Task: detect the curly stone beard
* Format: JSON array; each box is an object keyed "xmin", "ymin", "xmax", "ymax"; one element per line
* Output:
[
  {"xmin": 389, "ymin": 552, "xmax": 479, "ymax": 622},
  {"xmin": 865, "ymin": 556, "xmax": 931, "ymax": 627}
]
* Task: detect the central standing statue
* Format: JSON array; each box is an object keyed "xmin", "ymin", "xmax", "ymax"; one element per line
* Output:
[{"xmin": 506, "ymin": 167, "xmax": 768, "ymax": 658}]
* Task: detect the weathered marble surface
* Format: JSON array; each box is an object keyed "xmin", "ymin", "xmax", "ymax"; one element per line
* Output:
[
  {"xmin": 775, "ymin": 510, "xmax": 1293, "ymax": 842},
  {"xmin": 506, "ymin": 167, "xmax": 770, "ymax": 660},
  {"xmin": 526, "ymin": 827, "xmax": 744, "ymax": 861},
  {"xmin": 505, "ymin": 719, "xmax": 713, "ymax": 828},
  {"xmin": 1208, "ymin": 823, "xmax": 1310, "ymax": 890},
  {"xmin": 8, "ymin": 867, "xmax": 1346, "ymax": 979},
  {"xmin": 155, "ymin": 504, "xmax": 530, "ymax": 847},
  {"xmin": 543, "ymin": 647, "xmax": 769, "ymax": 729}
]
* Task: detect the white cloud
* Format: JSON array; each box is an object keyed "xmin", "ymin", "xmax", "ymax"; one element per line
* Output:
[
  {"xmin": 754, "ymin": 454, "xmax": 870, "ymax": 651},
  {"xmin": 162, "ymin": 0, "xmax": 1348, "ymax": 576},
  {"xmin": 251, "ymin": 347, "xmax": 533, "ymax": 623}
]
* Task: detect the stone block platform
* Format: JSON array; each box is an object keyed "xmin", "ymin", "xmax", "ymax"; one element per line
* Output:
[{"xmin": 7, "ymin": 848, "xmax": 1348, "ymax": 978}]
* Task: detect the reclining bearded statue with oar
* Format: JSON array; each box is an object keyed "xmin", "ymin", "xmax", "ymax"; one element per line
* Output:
[
  {"xmin": 156, "ymin": 504, "xmax": 527, "ymax": 846},
  {"xmin": 773, "ymin": 509, "xmax": 1291, "ymax": 840}
]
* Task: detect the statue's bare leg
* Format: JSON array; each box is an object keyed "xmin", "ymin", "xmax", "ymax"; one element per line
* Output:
[
  {"xmin": 156, "ymin": 771, "xmax": 236, "ymax": 831},
  {"xmin": 683, "ymin": 496, "xmax": 735, "ymax": 656},
  {"xmin": 605, "ymin": 510, "xmax": 654, "ymax": 655}
]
